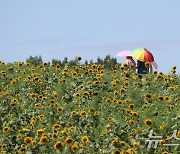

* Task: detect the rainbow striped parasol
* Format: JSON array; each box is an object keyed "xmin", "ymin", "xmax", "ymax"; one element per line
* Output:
[{"xmin": 131, "ymin": 48, "xmax": 154, "ymax": 62}]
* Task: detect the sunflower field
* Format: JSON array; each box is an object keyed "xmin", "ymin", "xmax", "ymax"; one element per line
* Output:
[{"xmin": 0, "ymin": 60, "xmax": 180, "ymax": 154}]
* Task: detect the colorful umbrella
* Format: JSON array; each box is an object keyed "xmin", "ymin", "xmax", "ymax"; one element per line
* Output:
[
  {"xmin": 131, "ymin": 48, "xmax": 154, "ymax": 62},
  {"xmin": 116, "ymin": 50, "xmax": 131, "ymax": 57}
]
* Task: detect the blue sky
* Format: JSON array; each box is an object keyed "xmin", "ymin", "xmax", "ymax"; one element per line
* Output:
[{"xmin": 0, "ymin": 0, "xmax": 180, "ymax": 74}]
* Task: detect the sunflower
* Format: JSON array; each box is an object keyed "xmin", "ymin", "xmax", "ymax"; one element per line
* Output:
[
  {"xmin": 80, "ymin": 111, "xmax": 86, "ymax": 117},
  {"xmin": 168, "ymin": 105, "xmax": 174, "ymax": 110},
  {"xmin": 60, "ymin": 130, "xmax": 66, "ymax": 136},
  {"xmin": 81, "ymin": 136, "xmax": 89, "ymax": 144},
  {"xmin": 132, "ymin": 141, "xmax": 140, "ymax": 148},
  {"xmin": 39, "ymin": 115, "xmax": 45, "ymax": 121},
  {"xmin": 105, "ymin": 98, "xmax": 111, "ymax": 103},
  {"xmin": 18, "ymin": 62, "xmax": 23, "ymax": 66},
  {"xmin": 159, "ymin": 139, "xmax": 166, "ymax": 147},
  {"xmin": 30, "ymin": 117, "xmax": 36, "ymax": 125},
  {"xmin": 26, "ymin": 62, "xmax": 30, "ymax": 66},
  {"xmin": 92, "ymin": 91, "xmax": 98, "ymax": 96},
  {"xmin": 153, "ymin": 70, "xmax": 158, "ymax": 74},
  {"xmin": 75, "ymin": 92, "xmax": 81, "ymax": 97},
  {"xmin": 31, "ymin": 93, "xmax": 36, "ymax": 98},
  {"xmin": 43, "ymin": 62, "xmax": 48, "ymax": 66},
  {"xmin": 144, "ymin": 119, "xmax": 153, "ymax": 127},
  {"xmin": 112, "ymin": 82, "xmax": 116, "ymax": 88},
  {"xmin": 54, "ymin": 141, "xmax": 63, "ymax": 150},
  {"xmin": 168, "ymin": 86, "xmax": 175, "ymax": 91},
  {"xmin": 53, "ymin": 124, "xmax": 61, "ymax": 129},
  {"xmin": 161, "ymin": 152, "xmax": 169, "ymax": 154},
  {"xmin": 88, "ymin": 69, "xmax": 93, "ymax": 73},
  {"xmin": 10, "ymin": 100, "xmax": 16, "ymax": 107},
  {"xmin": 160, "ymin": 125, "xmax": 167, "ymax": 130},
  {"xmin": 94, "ymin": 80, "xmax": 100, "ymax": 85},
  {"xmin": 72, "ymin": 144, "xmax": 79, "ymax": 152},
  {"xmin": 40, "ymin": 135, "xmax": 49, "ymax": 144},
  {"xmin": 158, "ymin": 96, "xmax": 164, "ymax": 101},
  {"xmin": 32, "ymin": 140, "xmax": 36, "ymax": 147},
  {"xmin": 164, "ymin": 96, "xmax": 170, "ymax": 102},
  {"xmin": 68, "ymin": 128, "xmax": 73, "ymax": 133},
  {"xmin": 49, "ymin": 99, "xmax": 56, "ymax": 104},
  {"xmin": 112, "ymin": 139, "xmax": 119, "ymax": 145},
  {"xmin": 112, "ymin": 150, "xmax": 121, "ymax": 154},
  {"xmin": 1, "ymin": 71, "xmax": 6, "ymax": 76},
  {"xmin": 41, "ymin": 68, "xmax": 45, "ymax": 72},
  {"xmin": 117, "ymin": 100, "xmax": 123, "ymax": 106},
  {"xmin": 10, "ymin": 79, "xmax": 17, "ymax": 84},
  {"xmin": 114, "ymin": 91, "xmax": 118, "ymax": 96},
  {"xmin": 153, "ymin": 111, "xmax": 158, "ymax": 116},
  {"xmin": 22, "ymin": 128, "xmax": 30, "ymax": 132},
  {"xmin": 24, "ymin": 137, "xmax": 32, "ymax": 144},
  {"xmin": 100, "ymin": 70, "xmax": 104, "ymax": 74},
  {"xmin": 1, "ymin": 144, "xmax": 7, "ymax": 149},
  {"xmin": 56, "ymin": 64, "xmax": 60, "ymax": 68},
  {"xmin": 53, "ymin": 91, "xmax": 58, "ymax": 97},
  {"xmin": 123, "ymin": 63, "xmax": 128, "ymax": 68},
  {"xmin": 79, "ymin": 85, "xmax": 84, "ymax": 89},
  {"xmin": 132, "ymin": 112, "xmax": 138, "ymax": 117},
  {"xmin": 18, "ymin": 147, "xmax": 26, "ymax": 154},
  {"xmin": 171, "ymin": 70, "xmax": 176, "ymax": 74},
  {"xmin": 145, "ymin": 93, "xmax": 152, "ymax": 100},
  {"xmin": 129, "ymin": 104, "xmax": 135, "ymax": 109},
  {"xmin": 77, "ymin": 56, "xmax": 82, "ymax": 61},
  {"xmin": 120, "ymin": 88, "xmax": 125, "ymax": 93},
  {"xmin": 128, "ymin": 120, "xmax": 135, "ymax": 126},
  {"xmin": 57, "ymin": 107, "xmax": 63, "ymax": 112},
  {"xmin": 72, "ymin": 71, "xmax": 77, "ymax": 76},
  {"xmin": 119, "ymin": 141, "xmax": 126, "ymax": 146},
  {"xmin": 145, "ymin": 62, "xmax": 150, "ymax": 68},
  {"xmin": 34, "ymin": 103, "xmax": 41, "ymax": 109},
  {"xmin": 42, "ymin": 96, "xmax": 46, "ymax": 101},
  {"xmin": 106, "ymin": 116, "xmax": 112, "ymax": 121},
  {"xmin": 88, "ymin": 108, "xmax": 96, "ymax": 114},
  {"xmin": 133, "ymin": 82, "xmax": 139, "ymax": 86},
  {"xmin": 71, "ymin": 111, "xmax": 77, "ymax": 116},
  {"xmin": 120, "ymin": 66, "xmax": 124, "ymax": 70},
  {"xmin": 82, "ymin": 92, "xmax": 89, "ymax": 97},
  {"xmin": 65, "ymin": 136, "xmax": 74, "ymax": 145},
  {"xmin": 36, "ymin": 129, "xmax": 45, "ymax": 136},
  {"xmin": 2, "ymin": 126, "xmax": 11, "ymax": 133},
  {"xmin": 125, "ymin": 99, "xmax": 130, "ymax": 103},
  {"xmin": 52, "ymin": 133, "xmax": 58, "ymax": 140}
]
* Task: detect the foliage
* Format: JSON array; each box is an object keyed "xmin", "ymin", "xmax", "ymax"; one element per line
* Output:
[
  {"xmin": 26, "ymin": 56, "xmax": 43, "ymax": 66},
  {"xmin": 0, "ymin": 59, "xmax": 179, "ymax": 154}
]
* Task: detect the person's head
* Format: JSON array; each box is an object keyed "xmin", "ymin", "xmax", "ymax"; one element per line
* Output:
[{"xmin": 126, "ymin": 56, "xmax": 133, "ymax": 59}]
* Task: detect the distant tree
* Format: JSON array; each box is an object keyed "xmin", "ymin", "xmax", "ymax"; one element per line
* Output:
[
  {"xmin": 69, "ymin": 58, "xmax": 78, "ymax": 66},
  {"xmin": 89, "ymin": 59, "xmax": 93, "ymax": 64},
  {"xmin": 96, "ymin": 56, "xmax": 103, "ymax": 65},
  {"xmin": 104, "ymin": 55, "xmax": 111, "ymax": 69},
  {"xmin": 62, "ymin": 57, "xmax": 68, "ymax": 67},
  {"xmin": 52, "ymin": 59, "xmax": 62, "ymax": 65},
  {"xmin": 26, "ymin": 56, "xmax": 43, "ymax": 66},
  {"xmin": 110, "ymin": 57, "xmax": 117, "ymax": 66},
  {"xmin": 84, "ymin": 60, "xmax": 88, "ymax": 65}
]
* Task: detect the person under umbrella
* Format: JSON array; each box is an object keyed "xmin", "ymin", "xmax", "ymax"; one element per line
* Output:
[
  {"xmin": 131, "ymin": 48, "xmax": 158, "ymax": 74},
  {"xmin": 116, "ymin": 50, "xmax": 136, "ymax": 71},
  {"xmin": 124, "ymin": 56, "xmax": 136, "ymax": 71},
  {"xmin": 137, "ymin": 60, "xmax": 153, "ymax": 74}
]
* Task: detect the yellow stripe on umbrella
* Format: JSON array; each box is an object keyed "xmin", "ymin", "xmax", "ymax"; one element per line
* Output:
[{"xmin": 131, "ymin": 48, "xmax": 154, "ymax": 62}]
